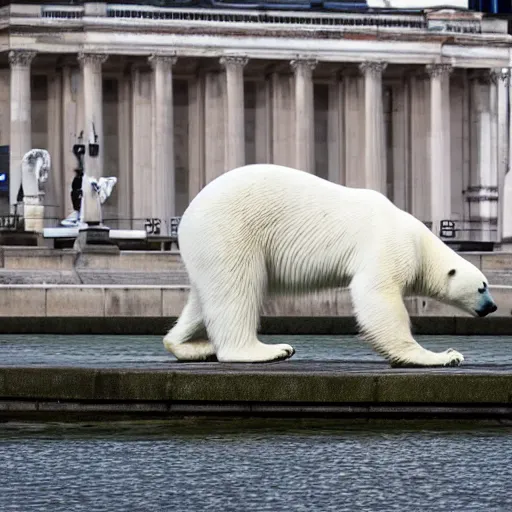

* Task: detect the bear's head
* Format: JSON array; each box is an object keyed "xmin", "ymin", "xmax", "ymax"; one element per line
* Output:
[{"xmin": 441, "ymin": 262, "xmax": 497, "ymax": 318}]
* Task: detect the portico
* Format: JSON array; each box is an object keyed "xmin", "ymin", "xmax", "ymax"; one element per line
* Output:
[{"xmin": 0, "ymin": 2, "xmax": 510, "ymax": 242}]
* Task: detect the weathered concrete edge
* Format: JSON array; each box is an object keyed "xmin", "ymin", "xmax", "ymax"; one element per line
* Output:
[
  {"xmin": 1, "ymin": 367, "xmax": 511, "ymax": 421},
  {"xmin": 0, "ymin": 315, "xmax": 510, "ymax": 335}
]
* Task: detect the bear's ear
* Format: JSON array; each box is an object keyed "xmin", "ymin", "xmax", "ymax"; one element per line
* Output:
[{"xmin": 448, "ymin": 269, "xmax": 456, "ymax": 277}]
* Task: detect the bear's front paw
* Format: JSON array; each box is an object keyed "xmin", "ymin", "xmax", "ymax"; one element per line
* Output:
[
  {"xmin": 442, "ymin": 348, "xmax": 464, "ymax": 367},
  {"xmin": 267, "ymin": 343, "xmax": 296, "ymax": 362}
]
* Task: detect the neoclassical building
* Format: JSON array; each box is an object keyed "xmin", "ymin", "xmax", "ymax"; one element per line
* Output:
[{"xmin": 0, "ymin": 2, "xmax": 511, "ymax": 242}]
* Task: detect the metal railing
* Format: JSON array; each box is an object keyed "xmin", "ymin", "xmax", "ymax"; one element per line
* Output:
[{"xmin": 438, "ymin": 219, "xmax": 498, "ymax": 243}]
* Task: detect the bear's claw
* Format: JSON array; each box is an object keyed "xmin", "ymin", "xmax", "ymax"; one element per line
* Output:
[{"xmin": 443, "ymin": 348, "xmax": 464, "ymax": 367}]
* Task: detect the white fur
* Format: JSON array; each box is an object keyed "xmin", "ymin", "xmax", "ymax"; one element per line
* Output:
[{"xmin": 164, "ymin": 164, "xmax": 495, "ymax": 367}]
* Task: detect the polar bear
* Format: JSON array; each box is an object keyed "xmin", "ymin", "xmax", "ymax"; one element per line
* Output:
[{"xmin": 163, "ymin": 164, "xmax": 497, "ymax": 367}]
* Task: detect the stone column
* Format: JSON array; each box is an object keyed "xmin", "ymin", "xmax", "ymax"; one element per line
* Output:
[
  {"xmin": 426, "ymin": 63, "xmax": 453, "ymax": 236},
  {"xmin": 118, "ymin": 72, "xmax": 132, "ymax": 228},
  {"xmin": 47, "ymin": 69, "xmax": 63, "ymax": 221},
  {"xmin": 220, "ymin": 56, "xmax": 248, "ymax": 170},
  {"xmin": 131, "ymin": 65, "xmax": 153, "ymax": 229},
  {"xmin": 254, "ymin": 77, "xmax": 271, "ymax": 164},
  {"xmin": 409, "ymin": 71, "xmax": 430, "ymax": 223},
  {"xmin": 270, "ymin": 72, "xmax": 294, "ymax": 167},
  {"xmin": 61, "ymin": 66, "xmax": 82, "ymax": 218},
  {"xmin": 496, "ymin": 70, "xmax": 509, "ymax": 243},
  {"xmin": 204, "ymin": 71, "xmax": 226, "ymax": 184},
  {"xmin": 467, "ymin": 70, "xmax": 502, "ymax": 241},
  {"xmin": 0, "ymin": 70, "xmax": 10, "ymax": 146},
  {"xmin": 291, "ymin": 58, "xmax": 317, "ymax": 173},
  {"xmin": 359, "ymin": 61, "xmax": 387, "ymax": 194},
  {"xmin": 391, "ymin": 79, "xmax": 410, "ymax": 211},
  {"xmin": 9, "ymin": 50, "xmax": 36, "ymax": 210},
  {"xmin": 149, "ymin": 54, "xmax": 177, "ymax": 235},
  {"xmin": 343, "ymin": 71, "xmax": 365, "ymax": 188},
  {"xmin": 327, "ymin": 71, "xmax": 344, "ymax": 184},
  {"xmin": 188, "ymin": 73, "xmax": 205, "ymax": 201},
  {"xmin": 78, "ymin": 53, "xmax": 108, "ymax": 179},
  {"xmin": 503, "ymin": 70, "xmax": 512, "ymax": 241}
]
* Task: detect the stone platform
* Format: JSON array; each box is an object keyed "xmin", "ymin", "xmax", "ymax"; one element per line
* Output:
[
  {"xmin": 0, "ymin": 247, "xmax": 511, "ymax": 335},
  {"xmin": 0, "ymin": 283, "xmax": 511, "ymax": 335},
  {"xmin": 1, "ymin": 362, "xmax": 511, "ymax": 422}
]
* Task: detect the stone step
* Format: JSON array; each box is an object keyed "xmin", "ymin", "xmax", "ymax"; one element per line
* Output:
[{"xmin": 0, "ymin": 268, "xmax": 510, "ymax": 286}]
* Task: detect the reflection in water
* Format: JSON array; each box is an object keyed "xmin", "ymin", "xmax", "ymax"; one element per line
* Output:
[{"xmin": 1, "ymin": 420, "xmax": 512, "ymax": 512}]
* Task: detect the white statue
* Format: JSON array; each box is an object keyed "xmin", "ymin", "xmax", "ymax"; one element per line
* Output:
[
  {"xmin": 78, "ymin": 172, "xmax": 117, "ymax": 226},
  {"xmin": 20, "ymin": 149, "xmax": 51, "ymax": 233},
  {"xmin": 60, "ymin": 124, "xmax": 116, "ymax": 230}
]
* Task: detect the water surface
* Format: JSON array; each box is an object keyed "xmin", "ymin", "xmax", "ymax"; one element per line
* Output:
[
  {"xmin": 1, "ymin": 419, "xmax": 511, "ymax": 512},
  {"xmin": 0, "ymin": 333, "xmax": 510, "ymax": 367}
]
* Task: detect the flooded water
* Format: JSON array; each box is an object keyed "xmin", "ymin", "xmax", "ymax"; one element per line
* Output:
[
  {"xmin": 1, "ymin": 419, "xmax": 512, "ymax": 512},
  {"xmin": 0, "ymin": 333, "xmax": 511, "ymax": 367},
  {"xmin": 1, "ymin": 335, "xmax": 512, "ymax": 511}
]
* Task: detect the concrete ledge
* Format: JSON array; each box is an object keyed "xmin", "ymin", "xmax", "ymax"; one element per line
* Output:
[
  {"xmin": 0, "ymin": 315, "xmax": 511, "ymax": 335},
  {"xmin": 0, "ymin": 285, "xmax": 509, "ymax": 335},
  {"xmin": 1, "ymin": 364, "xmax": 511, "ymax": 421}
]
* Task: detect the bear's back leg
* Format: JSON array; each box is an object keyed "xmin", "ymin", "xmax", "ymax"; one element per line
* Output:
[
  {"xmin": 197, "ymin": 254, "xmax": 295, "ymax": 363},
  {"xmin": 163, "ymin": 286, "xmax": 217, "ymax": 362}
]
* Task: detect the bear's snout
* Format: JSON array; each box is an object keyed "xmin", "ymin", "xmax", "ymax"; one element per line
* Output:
[{"xmin": 475, "ymin": 301, "xmax": 498, "ymax": 317}]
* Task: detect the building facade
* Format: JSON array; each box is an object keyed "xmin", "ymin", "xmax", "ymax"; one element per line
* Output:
[{"xmin": 0, "ymin": 2, "xmax": 511, "ymax": 242}]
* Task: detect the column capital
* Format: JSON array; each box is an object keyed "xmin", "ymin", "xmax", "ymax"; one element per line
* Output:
[
  {"xmin": 148, "ymin": 53, "xmax": 178, "ymax": 69},
  {"xmin": 290, "ymin": 58, "xmax": 317, "ymax": 74},
  {"xmin": 219, "ymin": 56, "xmax": 249, "ymax": 70},
  {"xmin": 8, "ymin": 50, "xmax": 36, "ymax": 68},
  {"xmin": 489, "ymin": 69, "xmax": 509, "ymax": 84},
  {"xmin": 468, "ymin": 68, "xmax": 507, "ymax": 85},
  {"xmin": 425, "ymin": 63, "xmax": 453, "ymax": 78},
  {"xmin": 77, "ymin": 52, "xmax": 109, "ymax": 68},
  {"xmin": 290, "ymin": 57, "xmax": 318, "ymax": 73},
  {"xmin": 359, "ymin": 61, "xmax": 387, "ymax": 76}
]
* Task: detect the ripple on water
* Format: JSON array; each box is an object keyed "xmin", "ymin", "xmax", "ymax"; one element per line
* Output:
[{"xmin": 0, "ymin": 421, "xmax": 512, "ymax": 512}]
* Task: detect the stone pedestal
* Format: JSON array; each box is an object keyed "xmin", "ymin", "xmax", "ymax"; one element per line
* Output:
[
  {"xmin": 221, "ymin": 56, "xmax": 248, "ymax": 170},
  {"xmin": 149, "ymin": 54, "xmax": 177, "ymax": 235},
  {"xmin": 9, "ymin": 50, "xmax": 36, "ymax": 210},
  {"xmin": 359, "ymin": 61, "xmax": 387, "ymax": 194},
  {"xmin": 291, "ymin": 58, "xmax": 317, "ymax": 173},
  {"xmin": 73, "ymin": 225, "xmax": 119, "ymax": 254},
  {"xmin": 427, "ymin": 63, "xmax": 453, "ymax": 236}
]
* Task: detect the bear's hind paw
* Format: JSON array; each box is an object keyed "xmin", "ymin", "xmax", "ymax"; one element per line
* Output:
[
  {"xmin": 217, "ymin": 343, "xmax": 295, "ymax": 363},
  {"xmin": 442, "ymin": 348, "xmax": 464, "ymax": 367}
]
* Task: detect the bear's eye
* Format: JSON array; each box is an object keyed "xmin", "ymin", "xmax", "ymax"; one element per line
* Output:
[
  {"xmin": 448, "ymin": 269, "xmax": 456, "ymax": 277},
  {"xmin": 478, "ymin": 282, "xmax": 487, "ymax": 294}
]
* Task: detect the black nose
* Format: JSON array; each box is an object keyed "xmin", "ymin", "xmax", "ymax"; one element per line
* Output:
[{"xmin": 477, "ymin": 303, "xmax": 498, "ymax": 317}]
